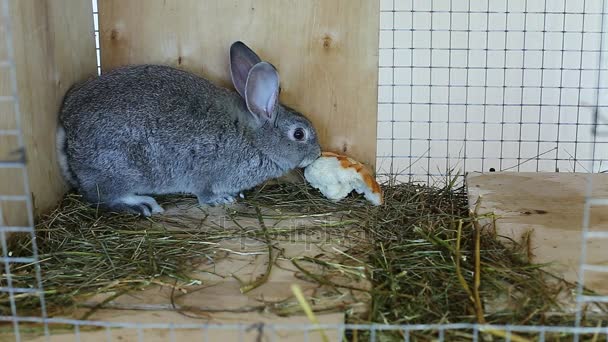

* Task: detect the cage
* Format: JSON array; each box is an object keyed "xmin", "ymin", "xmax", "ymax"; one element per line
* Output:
[{"xmin": 0, "ymin": 0, "xmax": 607, "ymax": 341}]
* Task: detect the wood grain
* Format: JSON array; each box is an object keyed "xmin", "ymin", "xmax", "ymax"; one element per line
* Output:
[
  {"xmin": 99, "ymin": 0, "xmax": 379, "ymax": 167},
  {"xmin": 0, "ymin": 0, "xmax": 97, "ymax": 225},
  {"xmin": 467, "ymin": 172, "xmax": 608, "ymax": 297}
]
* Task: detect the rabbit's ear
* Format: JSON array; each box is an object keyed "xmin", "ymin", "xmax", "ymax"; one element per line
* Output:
[
  {"xmin": 230, "ymin": 41, "xmax": 262, "ymax": 98},
  {"xmin": 245, "ymin": 62, "xmax": 279, "ymax": 123}
]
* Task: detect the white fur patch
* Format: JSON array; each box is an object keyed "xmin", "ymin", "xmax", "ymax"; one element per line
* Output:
[
  {"xmin": 119, "ymin": 195, "xmax": 165, "ymax": 216},
  {"xmin": 55, "ymin": 125, "xmax": 77, "ymax": 187}
]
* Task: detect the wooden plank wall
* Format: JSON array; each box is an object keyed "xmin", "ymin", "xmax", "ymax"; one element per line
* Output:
[
  {"xmin": 0, "ymin": 0, "xmax": 97, "ymax": 226},
  {"xmin": 99, "ymin": 0, "xmax": 380, "ymax": 167}
]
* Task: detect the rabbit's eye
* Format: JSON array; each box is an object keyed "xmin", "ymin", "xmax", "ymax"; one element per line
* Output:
[{"xmin": 293, "ymin": 128, "xmax": 306, "ymax": 141}]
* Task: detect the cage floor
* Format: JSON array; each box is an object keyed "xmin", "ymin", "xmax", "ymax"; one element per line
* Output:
[
  {"xmin": 20, "ymin": 202, "xmax": 364, "ymax": 342},
  {"xmin": 13, "ymin": 172, "xmax": 608, "ymax": 341},
  {"xmin": 467, "ymin": 172, "xmax": 608, "ymax": 298}
]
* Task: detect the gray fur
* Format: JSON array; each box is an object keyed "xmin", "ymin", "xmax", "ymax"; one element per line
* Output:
[{"xmin": 57, "ymin": 41, "xmax": 321, "ymax": 216}]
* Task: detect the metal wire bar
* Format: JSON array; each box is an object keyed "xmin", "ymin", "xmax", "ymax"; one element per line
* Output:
[
  {"xmin": 0, "ymin": 287, "xmax": 42, "ymax": 294},
  {"xmin": 0, "ymin": 130, "xmax": 20, "ymax": 136},
  {"xmin": 0, "ymin": 227, "xmax": 34, "ymax": 234},
  {"xmin": 0, "ymin": 230, "xmax": 19, "ymax": 341},
  {"xmin": 0, "ymin": 257, "xmax": 36, "ymax": 264},
  {"xmin": 587, "ymin": 198, "xmax": 608, "ymax": 205},
  {"xmin": 575, "ymin": 0, "xmax": 608, "ymax": 331},
  {"xmin": 581, "ymin": 264, "xmax": 608, "ymax": 272},
  {"xmin": 586, "ymin": 231, "xmax": 608, "ymax": 238},
  {"xmin": 0, "ymin": 317, "xmax": 607, "ymax": 335},
  {"xmin": 0, "ymin": 195, "xmax": 29, "ymax": 202}
]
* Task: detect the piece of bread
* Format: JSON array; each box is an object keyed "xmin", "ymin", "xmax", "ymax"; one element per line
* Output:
[{"xmin": 304, "ymin": 151, "xmax": 383, "ymax": 205}]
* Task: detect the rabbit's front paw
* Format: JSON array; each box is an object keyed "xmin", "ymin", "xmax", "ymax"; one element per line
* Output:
[
  {"xmin": 197, "ymin": 193, "xmax": 237, "ymax": 206},
  {"xmin": 113, "ymin": 195, "xmax": 165, "ymax": 217}
]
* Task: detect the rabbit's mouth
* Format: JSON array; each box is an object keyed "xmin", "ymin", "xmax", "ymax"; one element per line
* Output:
[
  {"xmin": 298, "ymin": 148, "xmax": 322, "ymax": 168},
  {"xmin": 298, "ymin": 157, "xmax": 317, "ymax": 168}
]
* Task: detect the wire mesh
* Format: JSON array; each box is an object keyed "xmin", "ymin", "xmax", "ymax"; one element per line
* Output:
[
  {"xmin": 576, "ymin": 21, "xmax": 608, "ymax": 326},
  {"xmin": 0, "ymin": 0, "xmax": 49, "ymax": 339},
  {"xmin": 376, "ymin": 0, "xmax": 608, "ymax": 182},
  {"xmin": 0, "ymin": 0, "xmax": 606, "ymax": 340},
  {"xmin": 0, "ymin": 318, "xmax": 607, "ymax": 341}
]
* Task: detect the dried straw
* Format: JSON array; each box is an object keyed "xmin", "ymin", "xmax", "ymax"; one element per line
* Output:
[{"xmin": 1, "ymin": 173, "xmax": 606, "ymax": 341}]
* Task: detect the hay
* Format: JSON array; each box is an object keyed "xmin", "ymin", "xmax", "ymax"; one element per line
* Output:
[
  {"xmin": 2, "ymin": 195, "xmax": 216, "ymax": 317},
  {"xmin": 246, "ymin": 179, "xmax": 607, "ymax": 323},
  {"xmin": 1, "ymin": 174, "xmax": 607, "ymax": 340}
]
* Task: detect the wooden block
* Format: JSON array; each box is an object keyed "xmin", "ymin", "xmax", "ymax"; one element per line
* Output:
[
  {"xmin": 99, "ymin": 0, "xmax": 380, "ymax": 167},
  {"xmin": 0, "ymin": 0, "xmax": 98, "ymax": 225},
  {"xmin": 467, "ymin": 172, "xmax": 608, "ymax": 296}
]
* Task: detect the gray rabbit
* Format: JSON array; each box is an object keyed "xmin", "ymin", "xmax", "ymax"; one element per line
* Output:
[{"xmin": 56, "ymin": 41, "xmax": 321, "ymax": 216}]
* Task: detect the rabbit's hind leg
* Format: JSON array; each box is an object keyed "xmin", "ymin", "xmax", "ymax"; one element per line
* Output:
[
  {"xmin": 81, "ymin": 185, "xmax": 164, "ymax": 216},
  {"xmin": 110, "ymin": 195, "xmax": 165, "ymax": 217}
]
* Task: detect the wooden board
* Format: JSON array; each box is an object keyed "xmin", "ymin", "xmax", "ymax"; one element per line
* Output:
[
  {"xmin": 9, "ymin": 203, "xmax": 369, "ymax": 342},
  {"xmin": 98, "ymin": 0, "xmax": 380, "ymax": 167},
  {"xmin": 0, "ymin": 0, "xmax": 98, "ymax": 225},
  {"xmin": 467, "ymin": 172, "xmax": 608, "ymax": 297}
]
